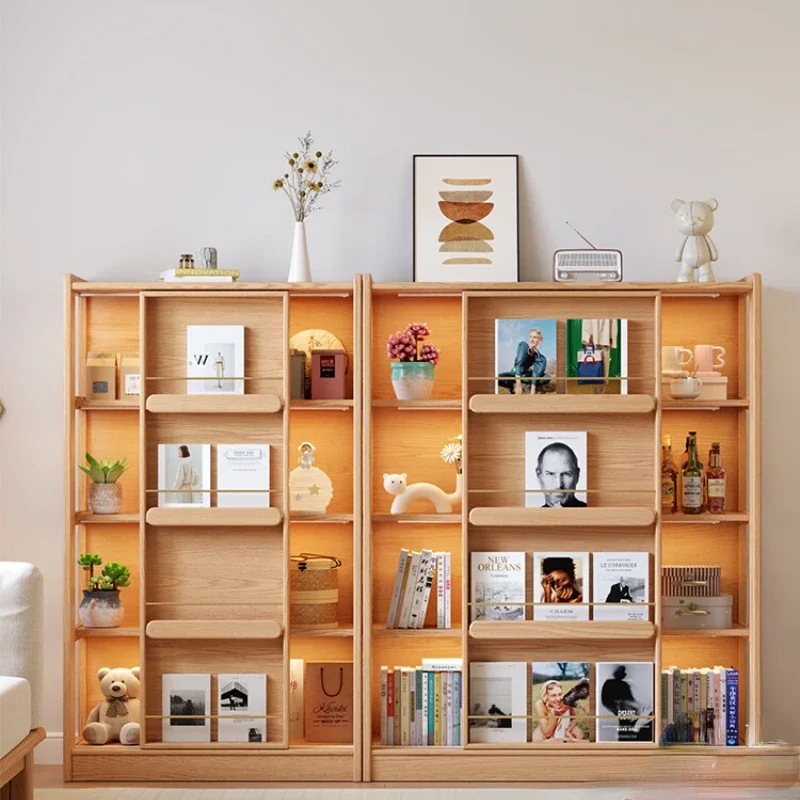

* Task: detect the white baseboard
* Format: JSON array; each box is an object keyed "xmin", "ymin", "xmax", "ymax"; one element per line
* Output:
[{"xmin": 35, "ymin": 732, "xmax": 63, "ymax": 765}]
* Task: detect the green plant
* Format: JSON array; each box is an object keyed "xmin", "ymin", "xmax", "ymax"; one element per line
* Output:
[
  {"xmin": 78, "ymin": 453, "xmax": 129, "ymax": 484},
  {"xmin": 78, "ymin": 553, "xmax": 131, "ymax": 591}
]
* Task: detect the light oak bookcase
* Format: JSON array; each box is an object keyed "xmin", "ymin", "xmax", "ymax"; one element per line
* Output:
[
  {"xmin": 63, "ymin": 273, "xmax": 797, "ymax": 785},
  {"xmin": 63, "ymin": 275, "xmax": 363, "ymax": 782}
]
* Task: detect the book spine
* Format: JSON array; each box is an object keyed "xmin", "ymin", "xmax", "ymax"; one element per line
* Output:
[
  {"xmin": 671, "ymin": 667, "xmax": 680, "ymax": 726},
  {"xmin": 408, "ymin": 668, "xmax": 416, "ymax": 746},
  {"xmin": 427, "ymin": 671, "xmax": 435, "ymax": 745},
  {"xmin": 445, "ymin": 553, "xmax": 452, "ymax": 629},
  {"xmin": 387, "ymin": 668, "xmax": 395, "ymax": 746},
  {"xmin": 409, "ymin": 550, "xmax": 433, "ymax": 629},
  {"xmin": 400, "ymin": 668, "xmax": 410, "ymax": 746},
  {"xmin": 712, "ymin": 668, "xmax": 721, "ymax": 746},
  {"xmin": 692, "ymin": 669, "xmax": 701, "ymax": 743},
  {"xmin": 434, "ymin": 672, "xmax": 442, "ymax": 746},
  {"xmin": 393, "ymin": 667, "xmax": 401, "ymax": 745},
  {"xmin": 680, "ymin": 670, "xmax": 688, "ymax": 715},
  {"xmin": 399, "ymin": 552, "xmax": 421, "ymax": 629},
  {"xmin": 436, "ymin": 553, "xmax": 445, "ymax": 628},
  {"xmin": 380, "ymin": 666, "xmax": 388, "ymax": 745},
  {"xmin": 661, "ymin": 670, "xmax": 669, "ymax": 733},
  {"xmin": 416, "ymin": 552, "xmax": 437, "ymax": 628},
  {"xmin": 726, "ymin": 668, "xmax": 739, "ymax": 745},
  {"xmin": 454, "ymin": 671, "xmax": 462, "ymax": 746},
  {"xmin": 443, "ymin": 672, "xmax": 450, "ymax": 746},
  {"xmin": 167, "ymin": 268, "xmax": 240, "ymax": 277},
  {"xmin": 387, "ymin": 550, "xmax": 409, "ymax": 628},
  {"xmin": 421, "ymin": 669, "xmax": 428, "ymax": 746}
]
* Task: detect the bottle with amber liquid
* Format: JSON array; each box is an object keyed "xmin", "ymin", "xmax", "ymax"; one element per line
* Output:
[
  {"xmin": 681, "ymin": 431, "xmax": 705, "ymax": 514},
  {"xmin": 705, "ymin": 442, "xmax": 726, "ymax": 514},
  {"xmin": 661, "ymin": 435, "xmax": 678, "ymax": 514}
]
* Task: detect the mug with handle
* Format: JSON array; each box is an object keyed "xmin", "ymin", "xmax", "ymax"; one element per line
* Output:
[
  {"xmin": 662, "ymin": 346, "xmax": 694, "ymax": 374},
  {"xmin": 694, "ymin": 344, "xmax": 726, "ymax": 374}
]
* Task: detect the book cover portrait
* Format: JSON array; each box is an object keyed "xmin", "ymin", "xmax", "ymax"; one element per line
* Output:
[
  {"xmin": 531, "ymin": 662, "xmax": 591, "ymax": 742},
  {"xmin": 494, "ymin": 318, "xmax": 557, "ymax": 394},
  {"xmin": 525, "ymin": 432, "xmax": 588, "ymax": 508}
]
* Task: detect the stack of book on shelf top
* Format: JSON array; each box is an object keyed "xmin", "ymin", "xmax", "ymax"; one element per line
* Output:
[
  {"xmin": 386, "ymin": 549, "xmax": 452, "ymax": 630},
  {"xmin": 160, "ymin": 268, "xmax": 240, "ymax": 283},
  {"xmin": 661, "ymin": 665, "xmax": 739, "ymax": 746},
  {"xmin": 380, "ymin": 659, "xmax": 463, "ymax": 746}
]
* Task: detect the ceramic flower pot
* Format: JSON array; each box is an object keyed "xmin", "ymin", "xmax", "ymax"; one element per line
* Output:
[
  {"xmin": 391, "ymin": 361, "xmax": 435, "ymax": 400},
  {"xmin": 79, "ymin": 589, "xmax": 124, "ymax": 628},
  {"xmin": 88, "ymin": 483, "xmax": 122, "ymax": 515}
]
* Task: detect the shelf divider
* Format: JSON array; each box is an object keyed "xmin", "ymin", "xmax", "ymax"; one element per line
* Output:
[
  {"xmin": 469, "ymin": 620, "xmax": 656, "ymax": 641},
  {"xmin": 371, "ymin": 513, "xmax": 462, "ymax": 524},
  {"xmin": 145, "ymin": 394, "xmax": 283, "ymax": 414},
  {"xmin": 371, "ymin": 399, "xmax": 462, "ymax": 410},
  {"xmin": 662, "ymin": 512, "xmax": 749, "ymax": 524},
  {"xmin": 469, "ymin": 506, "xmax": 655, "ymax": 528},
  {"xmin": 146, "ymin": 507, "xmax": 282, "ymax": 527},
  {"xmin": 469, "ymin": 394, "xmax": 655, "ymax": 414},
  {"xmin": 75, "ymin": 512, "xmax": 140, "ymax": 525},
  {"xmin": 145, "ymin": 619, "xmax": 283, "ymax": 640}
]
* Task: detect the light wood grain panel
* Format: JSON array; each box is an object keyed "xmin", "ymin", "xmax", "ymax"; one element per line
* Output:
[
  {"xmin": 290, "ymin": 636, "xmax": 355, "ymax": 663},
  {"xmin": 84, "ymin": 523, "xmax": 141, "ymax": 628},
  {"xmin": 371, "ymin": 408, "xmax": 462, "ymax": 514},
  {"xmin": 290, "ymin": 523, "xmax": 354, "ymax": 626},
  {"xmin": 146, "ymin": 506, "xmax": 281, "ymax": 527},
  {"xmin": 83, "ymin": 637, "xmax": 141, "ymax": 734},
  {"xmin": 468, "ymin": 414, "xmax": 655, "ymax": 507},
  {"xmin": 469, "ymin": 620, "xmax": 655, "ymax": 641},
  {"xmin": 145, "ymin": 640, "xmax": 284, "ymax": 744},
  {"xmin": 371, "ymin": 295, "xmax": 463, "ymax": 399},
  {"xmin": 661, "ymin": 296, "xmax": 742, "ymax": 397},
  {"xmin": 469, "ymin": 394, "xmax": 655, "ymax": 414},
  {"xmin": 145, "ymin": 619, "xmax": 282, "ymax": 639},
  {"xmin": 144, "ymin": 294, "xmax": 285, "ymax": 395},
  {"xmin": 145, "ymin": 528, "xmax": 283, "ymax": 612},
  {"xmin": 469, "ymin": 526, "xmax": 655, "ymax": 555},
  {"xmin": 469, "ymin": 506, "xmax": 655, "ymax": 527},
  {"xmin": 371, "ymin": 522, "xmax": 463, "ymax": 628},
  {"xmin": 469, "ymin": 638, "xmax": 655, "ymax": 664},
  {"xmin": 289, "ymin": 410, "xmax": 354, "ymax": 515},
  {"xmin": 83, "ymin": 411, "xmax": 140, "ymax": 515},
  {"xmin": 146, "ymin": 394, "xmax": 282, "ymax": 413},
  {"xmin": 661, "ymin": 408, "xmax": 741, "ymax": 511},
  {"xmin": 85, "ymin": 295, "xmax": 140, "ymax": 355}
]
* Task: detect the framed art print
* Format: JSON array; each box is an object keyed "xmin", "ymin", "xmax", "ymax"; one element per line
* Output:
[{"xmin": 414, "ymin": 155, "xmax": 519, "ymax": 282}]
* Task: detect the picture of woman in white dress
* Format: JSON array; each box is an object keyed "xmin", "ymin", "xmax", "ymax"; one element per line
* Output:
[{"xmin": 173, "ymin": 445, "xmax": 199, "ymax": 503}]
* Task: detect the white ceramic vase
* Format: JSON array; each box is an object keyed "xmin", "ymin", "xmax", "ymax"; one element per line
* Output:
[{"xmin": 288, "ymin": 220, "xmax": 312, "ymax": 282}]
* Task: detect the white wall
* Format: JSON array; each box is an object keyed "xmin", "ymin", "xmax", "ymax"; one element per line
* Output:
[{"xmin": 2, "ymin": 0, "xmax": 799, "ymax": 761}]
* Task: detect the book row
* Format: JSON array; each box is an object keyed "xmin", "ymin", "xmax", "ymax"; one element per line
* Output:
[{"xmin": 386, "ymin": 550, "xmax": 452, "ymax": 629}]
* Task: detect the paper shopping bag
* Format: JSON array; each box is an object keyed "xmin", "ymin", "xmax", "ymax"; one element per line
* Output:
[{"xmin": 303, "ymin": 661, "xmax": 353, "ymax": 743}]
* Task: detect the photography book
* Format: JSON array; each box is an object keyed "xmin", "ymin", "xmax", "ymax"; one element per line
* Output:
[
  {"xmin": 592, "ymin": 552, "xmax": 649, "ymax": 621},
  {"xmin": 565, "ymin": 319, "xmax": 628, "ymax": 395},
  {"xmin": 470, "ymin": 552, "xmax": 526, "ymax": 622},
  {"xmin": 525, "ymin": 431, "xmax": 588, "ymax": 508},
  {"xmin": 217, "ymin": 673, "xmax": 267, "ymax": 743},
  {"xmin": 469, "ymin": 661, "xmax": 527, "ymax": 743},
  {"xmin": 157, "ymin": 443, "xmax": 211, "ymax": 508},
  {"xmin": 186, "ymin": 324, "xmax": 244, "ymax": 394},
  {"xmin": 162, "ymin": 673, "xmax": 211, "ymax": 743},
  {"xmin": 596, "ymin": 662, "xmax": 654, "ymax": 743},
  {"xmin": 531, "ymin": 662, "xmax": 591, "ymax": 742},
  {"xmin": 533, "ymin": 552, "xmax": 589, "ymax": 621},
  {"xmin": 216, "ymin": 444, "xmax": 271, "ymax": 508},
  {"xmin": 494, "ymin": 318, "xmax": 557, "ymax": 395}
]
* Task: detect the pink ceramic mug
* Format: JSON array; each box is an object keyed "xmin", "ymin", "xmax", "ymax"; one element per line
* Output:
[{"xmin": 694, "ymin": 345, "xmax": 726, "ymax": 373}]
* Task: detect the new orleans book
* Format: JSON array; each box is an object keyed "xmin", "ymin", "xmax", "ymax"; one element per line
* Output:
[
  {"xmin": 471, "ymin": 552, "xmax": 526, "ymax": 622},
  {"xmin": 592, "ymin": 552, "xmax": 649, "ymax": 621}
]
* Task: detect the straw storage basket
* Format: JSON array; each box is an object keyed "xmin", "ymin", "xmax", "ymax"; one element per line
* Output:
[{"xmin": 289, "ymin": 553, "xmax": 341, "ymax": 630}]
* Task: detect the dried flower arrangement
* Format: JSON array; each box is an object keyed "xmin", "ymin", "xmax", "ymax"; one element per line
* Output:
[
  {"xmin": 386, "ymin": 323, "xmax": 441, "ymax": 365},
  {"xmin": 273, "ymin": 131, "xmax": 340, "ymax": 221}
]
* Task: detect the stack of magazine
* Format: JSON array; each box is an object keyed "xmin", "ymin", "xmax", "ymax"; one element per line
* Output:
[{"xmin": 386, "ymin": 549, "xmax": 452, "ymax": 629}]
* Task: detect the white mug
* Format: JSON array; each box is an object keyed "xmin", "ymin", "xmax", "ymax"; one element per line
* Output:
[
  {"xmin": 670, "ymin": 376, "xmax": 703, "ymax": 399},
  {"xmin": 694, "ymin": 344, "xmax": 726, "ymax": 373},
  {"xmin": 662, "ymin": 346, "xmax": 693, "ymax": 373}
]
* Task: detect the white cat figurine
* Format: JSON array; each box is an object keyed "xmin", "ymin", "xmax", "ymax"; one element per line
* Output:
[
  {"xmin": 383, "ymin": 472, "xmax": 462, "ymax": 514},
  {"xmin": 671, "ymin": 198, "xmax": 719, "ymax": 283}
]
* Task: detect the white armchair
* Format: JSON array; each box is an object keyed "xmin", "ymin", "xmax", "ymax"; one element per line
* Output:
[{"xmin": 0, "ymin": 562, "xmax": 45, "ymax": 800}]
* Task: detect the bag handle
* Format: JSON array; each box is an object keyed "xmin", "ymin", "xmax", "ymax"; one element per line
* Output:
[
  {"xmin": 320, "ymin": 666, "xmax": 344, "ymax": 697},
  {"xmin": 290, "ymin": 552, "xmax": 342, "ymax": 571}
]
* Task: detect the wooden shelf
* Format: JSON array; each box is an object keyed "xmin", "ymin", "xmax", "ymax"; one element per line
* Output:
[
  {"xmin": 661, "ymin": 398, "xmax": 750, "ymax": 410},
  {"xmin": 145, "ymin": 619, "xmax": 283, "ymax": 640},
  {"xmin": 290, "ymin": 513, "xmax": 354, "ymax": 524},
  {"xmin": 372, "ymin": 624, "xmax": 462, "ymax": 638},
  {"xmin": 76, "ymin": 397, "xmax": 139, "ymax": 410},
  {"xmin": 146, "ymin": 506, "xmax": 282, "ymax": 527},
  {"xmin": 75, "ymin": 512, "xmax": 140, "ymax": 524},
  {"xmin": 469, "ymin": 394, "xmax": 655, "ymax": 414},
  {"xmin": 145, "ymin": 393, "xmax": 282, "ymax": 413},
  {"xmin": 371, "ymin": 398, "xmax": 462, "ymax": 409},
  {"xmin": 290, "ymin": 399, "xmax": 354, "ymax": 410},
  {"xmin": 292, "ymin": 626, "xmax": 354, "ymax": 637},
  {"xmin": 662, "ymin": 512, "xmax": 749, "ymax": 524},
  {"xmin": 661, "ymin": 625, "xmax": 749, "ymax": 638},
  {"xmin": 468, "ymin": 620, "xmax": 656, "ymax": 641},
  {"xmin": 469, "ymin": 506, "xmax": 655, "ymax": 527},
  {"xmin": 75, "ymin": 626, "xmax": 140, "ymax": 639},
  {"xmin": 371, "ymin": 514, "xmax": 462, "ymax": 524}
]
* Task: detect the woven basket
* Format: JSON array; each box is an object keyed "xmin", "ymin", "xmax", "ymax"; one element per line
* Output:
[{"xmin": 289, "ymin": 553, "xmax": 341, "ymax": 631}]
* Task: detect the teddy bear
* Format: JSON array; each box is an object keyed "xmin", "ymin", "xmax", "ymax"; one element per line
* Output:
[
  {"xmin": 383, "ymin": 472, "xmax": 461, "ymax": 514},
  {"xmin": 670, "ymin": 198, "xmax": 719, "ymax": 283},
  {"xmin": 82, "ymin": 666, "xmax": 141, "ymax": 745}
]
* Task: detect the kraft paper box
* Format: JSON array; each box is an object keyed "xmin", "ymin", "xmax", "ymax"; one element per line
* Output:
[
  {"xmin": 86, "ymin": 353, "xmax": 117, "ymax": 400},
  {"xmin": 303, "ymin": 661, "xmax": 353, "ymax": 743},
  {"xmin": 119, "ymin": 352, "xmax": 141, "ymax": 396}
]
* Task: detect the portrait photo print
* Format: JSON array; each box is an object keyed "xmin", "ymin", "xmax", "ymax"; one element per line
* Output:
[
  {"xmin": 157, "ymin": 443, "xmax": 211, "ymax": 507},
  {"xmin": 162, "ymin": 674, "xmax": 211, "ymax": 743},
  {"xmin": 186, "ymin": 325, "xmax": 245, "ymax": 395},
  {"xmin": 525, "ymin": 431, "xmax": 588, "ymax": 508},
  {"xmin": 495, "ymin": 318, "xmax": 557, "ymax": 395}
]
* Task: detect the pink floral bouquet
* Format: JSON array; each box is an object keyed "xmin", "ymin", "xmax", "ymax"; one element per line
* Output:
[{"xmin": 386, "ymin": 323, "xmax": 441, "ymax": 365}]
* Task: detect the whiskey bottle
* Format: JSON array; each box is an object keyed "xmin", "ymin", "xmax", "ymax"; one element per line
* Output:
[
  {"xmin": 705, "ymin": 442, "xmax": 726, "ymax": 514},
  {"xmin": 661, "ymin": 435, "xmax": 678, "ymax": 514},
  {"xmin": 681, "ymin": 431, "xmax": 705, "ymax": 514}
]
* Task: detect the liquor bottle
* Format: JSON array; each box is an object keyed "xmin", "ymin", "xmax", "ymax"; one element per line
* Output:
[
  {"xmin": 661, "ymin": 435, "xmax": 678, "ymax": 514},
  {"xmin": 705, "ymin": 442, "xmax": 726, "ymax": 514},
  {"xmin": 681, "ymin": 432, "xmax": 705, "ymax": 514}
]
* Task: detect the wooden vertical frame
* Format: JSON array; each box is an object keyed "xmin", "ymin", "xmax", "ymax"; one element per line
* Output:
[
  {"xmin": 460, "ymin": 292, "xmax": 469, "ymax": 751},
  {"xmin": 138, "ymin": 292, "xmax": 148, "ymax": 745},
  {"xmin": 653, "ymin": 293, "xmax": 663, "ymax": 734},
  {"xmin": 281, "ymin": 292, "xmax": 290, "ymax": 748}
]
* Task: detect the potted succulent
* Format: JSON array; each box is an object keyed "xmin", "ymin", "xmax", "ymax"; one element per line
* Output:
[
  {"xmin": 78, "ymin": 554, "xmax": 131, "ymax": 628},
  {"xmin": 386, "ymin": 322, "xmax": 441, "ymax": 400},
  {"xmin": 79, "ymin": 453, "xmax": 129, "ymax": 514}
]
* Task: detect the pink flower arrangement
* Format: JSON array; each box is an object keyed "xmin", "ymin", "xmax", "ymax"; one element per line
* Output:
[{"xmin": 386, "ymin": 322, "xmax": 441, "ymax": 365}]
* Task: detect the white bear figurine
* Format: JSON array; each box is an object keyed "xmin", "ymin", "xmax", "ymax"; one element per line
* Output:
[
  {"xmin": 671, "ymin": 198, "xmax": 719, "ymax": 283},
  {"xmin": 383, "ymin": 472, "xmax": 462, "ymax": 514}
]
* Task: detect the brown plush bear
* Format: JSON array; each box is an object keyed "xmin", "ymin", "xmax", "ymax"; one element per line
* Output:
[{"xmin": 82, "ymin": 666, "xmax": 141, "ymax": 745}]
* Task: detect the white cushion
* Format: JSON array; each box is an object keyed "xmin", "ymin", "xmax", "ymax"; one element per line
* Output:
[
  {"xmin": 0, "ymin": 562, "xmax": 43, "ymax": 728},
  {"xmin": 0, "ymin": 676, "xmax": 32, "ymax": 758}
]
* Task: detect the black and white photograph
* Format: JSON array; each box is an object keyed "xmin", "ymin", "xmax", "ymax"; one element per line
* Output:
[
  {"xmin": 162, "ymin": 674, "xmax": 211, "ymax": 743},
  {"xmin": 525, "ymin": 431, "xmax": 588, "ymax": 508},
  {"xmin": 218, "ymin": 673, "xmax": 267, "ymax": 743},
  {"xmin": 157, "ymin": 443, "xmax": 211, "ymax": 507},
  {"xmin": 596, "ymin": 662, "xmax": 654, "ymax": 743},
  {"xmin": 593, "ymin": 553, "xmax": 649, "ymax": 621},
  {"xmin": 468, "ymin": 661, "xmax": 527, "ymax": 743},
  {"xmin": 186, "ymin": 324, "xmax": 245, "ymax": 394}
]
